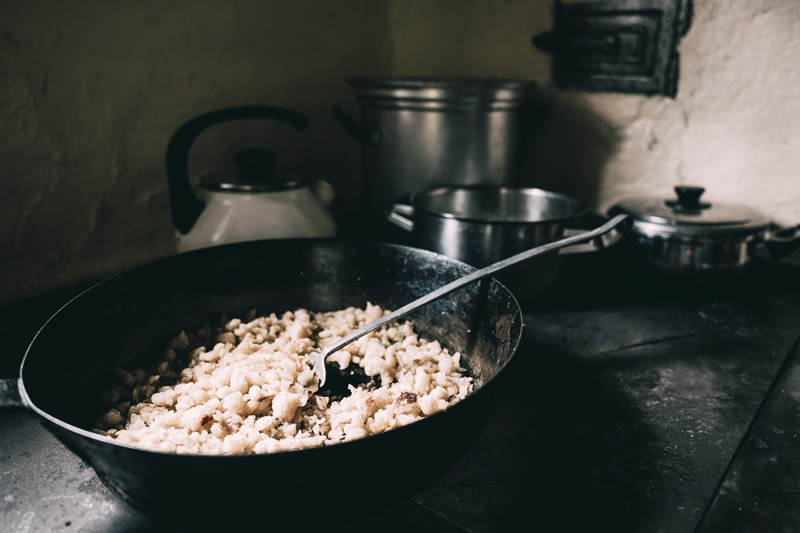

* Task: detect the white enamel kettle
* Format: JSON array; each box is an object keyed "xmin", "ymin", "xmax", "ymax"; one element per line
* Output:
[{"xmin": 166, "ymin": 105, "xmax": 336, "ymax": 253}]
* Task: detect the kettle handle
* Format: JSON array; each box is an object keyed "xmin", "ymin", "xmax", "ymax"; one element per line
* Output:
[{"xmin": 166, "ymin": 106, "xmax": 310, "ymax": 235}]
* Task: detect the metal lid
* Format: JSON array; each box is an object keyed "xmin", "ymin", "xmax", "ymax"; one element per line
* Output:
[
  {"xmin": 347, "ymin": 78, "xmax": 537, "ymax": 111},
  {"xmin": 200, "ymin": 148, "xmax": 306, "ymax": 192},
  {"xmin": 609, "ymin": 186, "xmax": 770, "ymax": 238}
]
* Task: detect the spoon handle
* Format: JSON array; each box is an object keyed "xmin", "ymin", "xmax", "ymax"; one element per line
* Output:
[{"xmin": 312, "ymin": 214, "xmax": 630, "ymax": 384}]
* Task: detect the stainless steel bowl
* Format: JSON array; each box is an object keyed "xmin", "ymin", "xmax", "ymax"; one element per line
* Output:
[{"xmin": 388, "ymin": 185, "xmax": 592, "ymax": 302}]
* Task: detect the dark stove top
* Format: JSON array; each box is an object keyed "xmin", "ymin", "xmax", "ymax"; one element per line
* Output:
[{"xmin": 2, "ymin": 252, "xmax": 800, "ymax": 532}]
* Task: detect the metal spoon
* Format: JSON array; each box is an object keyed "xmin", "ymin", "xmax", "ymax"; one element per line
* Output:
[{"xmin": 309, "ymin": 214, "xmax": 631, "ymax": 385}]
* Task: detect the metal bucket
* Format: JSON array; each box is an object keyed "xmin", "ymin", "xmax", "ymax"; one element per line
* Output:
[{"xmin": 334, "ymin": 78, "xmax": 539, "ymax": 218}]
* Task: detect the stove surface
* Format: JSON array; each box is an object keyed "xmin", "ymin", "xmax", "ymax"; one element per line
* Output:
[{"xmin": 2, "ymin": 252, "xmax": 799, "ymax": 532}]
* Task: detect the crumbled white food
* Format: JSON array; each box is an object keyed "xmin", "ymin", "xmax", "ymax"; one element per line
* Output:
[{"xmin": 93, "ymin": 303, "xmax": 472, "ymax": 455}]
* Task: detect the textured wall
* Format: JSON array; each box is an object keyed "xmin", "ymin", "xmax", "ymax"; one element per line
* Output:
[
  {"xmin": 0, "ymin": 1, "xmax": 391, "ymax": 303},
  {"xmin": 3, "ymin": 0, "xmax": 800, "ymax": 303}
]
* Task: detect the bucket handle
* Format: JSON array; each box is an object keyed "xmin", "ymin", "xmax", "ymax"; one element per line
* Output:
[{"xmin": 332, "ymin": 106, "xmax": 382, "ymax": 146}]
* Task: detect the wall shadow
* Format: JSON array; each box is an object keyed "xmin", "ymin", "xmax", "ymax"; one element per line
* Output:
[{"xmin": 519, "ymin": 87, "xmax": 622, "ymax": 210}]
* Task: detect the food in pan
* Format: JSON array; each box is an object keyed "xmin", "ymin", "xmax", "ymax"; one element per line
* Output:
[{"xmin": 93, "ymin": 304, "xmax": 472, "ymax": 454}]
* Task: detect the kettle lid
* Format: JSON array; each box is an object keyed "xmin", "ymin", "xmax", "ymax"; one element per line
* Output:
[{"xmin": 200, "ymin": 148, "xmax": 306, "ymax": 192}]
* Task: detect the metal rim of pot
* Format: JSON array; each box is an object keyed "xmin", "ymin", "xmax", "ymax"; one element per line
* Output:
[
  {"xmin": 346, "ymin": 77, "xmax": 539, "ymax": 112},
  {"xmin": 390, "ymin": 185, "xmax": 589, "ymax": 228}
]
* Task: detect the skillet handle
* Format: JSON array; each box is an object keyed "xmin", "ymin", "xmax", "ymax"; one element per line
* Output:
[
  {"xmin": 0, "ymin": 378, "xmax": 26, "ymax": 408},
  {"xmin": 332, "ymin": 105, "xmax": 382, "ymax": 146}
]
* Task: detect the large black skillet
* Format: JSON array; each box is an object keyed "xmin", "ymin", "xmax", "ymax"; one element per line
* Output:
[{"xmin": 0, "ymin": 240, "xmax": 522, "ymax": 529}]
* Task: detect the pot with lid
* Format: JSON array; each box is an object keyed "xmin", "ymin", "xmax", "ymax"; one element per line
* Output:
[
  {"xmin": 608, "ymin": 186, "xmax": 800, "ymax": 279},
  {"xmin": 166, "ymin": 105, "xmax": 336, "ymax": 253}
]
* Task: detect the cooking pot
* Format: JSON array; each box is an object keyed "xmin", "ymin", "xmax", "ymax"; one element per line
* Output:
[
  {"xmin": 608, "ymin": 186, "xmax": 800, "ymax": 281},
  {"xmin": 167, "ymin": 105, "xmax": 336, "ymax": 253},
  {"xmin": 0, "ymin": 240, "xmax": 521, "ymax": 529},
  {"xmin": 387, "ymin": 185, "xmax": 622, "ymax": 303},
  {"xmin": 334, "ymin": 78, "xmax": 541, "ymax": 219}
]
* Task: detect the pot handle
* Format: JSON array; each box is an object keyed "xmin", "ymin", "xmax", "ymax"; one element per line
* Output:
[
  {"xmin": 764, "ymin": 224, "xmax": 800, "ymax": 261},
  {"xmin": 166, "ymin": 106, "xmax": 310, "ymax": 235},
  {"xmin": 559, "ymin": 216, "xmax": 632, "ymax": 254},
  {"xmin": 0, "ymin": 378, "xmax": 26, "ymax": 409},
  {"xmin": 386, "ymin": 200, "xmax": 415, "ymax": 232},
  {"xmin": 332, "ymin": 105, "xmax": 382, "ymax": 146}
]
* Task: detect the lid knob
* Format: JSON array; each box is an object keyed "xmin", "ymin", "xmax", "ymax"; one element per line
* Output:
[{"xmin": 666, "ymin": 186, "xmax": 711, "ymax": 213}]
